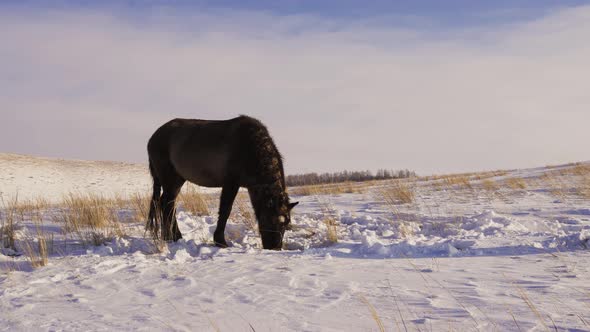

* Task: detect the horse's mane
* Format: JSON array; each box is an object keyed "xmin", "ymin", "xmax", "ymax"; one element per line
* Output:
[{"xmin": 238, "ymin": 115, "xmax": 286, "ymax": 192}]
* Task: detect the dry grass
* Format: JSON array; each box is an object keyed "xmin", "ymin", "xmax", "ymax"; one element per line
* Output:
[
  {"xmin": 505, "ymin": 177, "xmax": 527, "ymax": 190},
  {"xmin": 131, "ymin": 192, "xmax": 151, "ymax": 222},
  {"xmin": 538, "ymin": 172, "xmax": 571, "ymax": 200},
  {"xmin": 577, "ymin": 177, "xmax": 590, "ymax": 198},
  {"xmin": 56, "ymin": 193, "xmax": 125, "ymax": 246},
  {"xmin": 397, "ymin": 221, "xmax": 416, "ymax": 238},
  {"xmin": 308, "ymin": 191, "xmax": 340, "ymax": 244},
  {"xmin": 560, "ymin": 163, "xmax": 590, "ymax": 177},
  {"xmin": 1, "ymin": 197, "xmax": 18, "ymax": 251},
  {"xmin": 536, "ymin": 165, "xmax": 590, "ymax": 200},
  {"xmin": 14, "ymin": 197, "xmax": 51, "ymax": 217},
  {"xmin": 480, "ymin": 179, "xmax": 499, "ymax": 192},
  {"xmin": 178, "ymin": 185, "xmax": 210, "ymax": 216},
  {"xmin": 61, "ymin": 193, "xmax": 114, "ymax": 228},
  {"xmin": 233, "ymin": 194, "xmax": 257, "ymax": 232},
  {"xmin": 1, "ymin": 196, "xmax": 52, "ymax": 267},
  {"xmin": 421, "ymin": 170, "xmax": 508, "ymax": 187},
  {"xmin": 1, "ymin": 191, "xmax": 171, "ymax": 262},
  {"xmin": 22, "ymin": 218, "xmax": 49, "ymax": 268},
  {"xmin": 380, "ymin": 181, "xmax": 415, "ymax": 205},
  {"xmin": 289, "ymin": 182, "xmax": 366, "ymax": 196},
  {"xmin": 471, "ymin": 170, "xmax": 510, "ymax": 180},
  {"xmin": 443, "ymin": 175, "xmax": 473, "ymax": 190},
  {"xmin": 358, "ymin": 294, "xmax": 385, "ymax": 332},
  {"xmin": 516, "ymin": 286, "xmax": 550, "ymax": 332},
  {"xmin": 142, "ymin": 199, "xmax": 168, "ymax": 252},
  {"xmin": 289, "ymin": 185, "xmax": 315, "ymax": 196},
  {"xmin": 324, "ymin": 217, "xmax": 339, "ymax": 244}
]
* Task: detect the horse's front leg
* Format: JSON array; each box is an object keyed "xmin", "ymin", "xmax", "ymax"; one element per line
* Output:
[{"xmin": 214, "ymin": 184, "xmax": 239, "ymax": 247}]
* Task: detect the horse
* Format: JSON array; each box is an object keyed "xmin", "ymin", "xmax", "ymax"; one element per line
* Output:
[{"xmin": 146, "ymin": 115, "xmax": 298, "ymax": 250}]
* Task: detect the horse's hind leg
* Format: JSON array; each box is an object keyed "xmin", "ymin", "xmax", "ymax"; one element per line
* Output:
[
  {"xmin": 214, "ymin": 183, "xmax": 239, "ymax": 248},
  {"xmin": 146, "ymin": 161, "xmax": 162, "ymax": 232},
  {"xmin": 160, "ymin": 175, "xmax": 185, "ymax": 241}
]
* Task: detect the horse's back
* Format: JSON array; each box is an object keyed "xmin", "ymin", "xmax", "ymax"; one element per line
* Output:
[{"xmin": 148, "ymin": 117, "xmax": 253, "ymax": 187}]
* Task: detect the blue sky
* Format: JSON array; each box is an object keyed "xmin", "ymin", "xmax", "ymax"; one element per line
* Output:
[
  {"xmin": 1, "ymin": 1, "xmax": 589, "ymax": 174},
  {"xmin": 12, "ymin": 0, "xmax": 587, "ymax": 19},
  {"xmin": 8, "ymin": 0, "xmax": 589, "ymax": 31}
]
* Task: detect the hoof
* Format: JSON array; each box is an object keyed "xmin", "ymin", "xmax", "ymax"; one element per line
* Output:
[{"xmin": 214, "ymin": 240, "xmax": 229, "ymax": 248}]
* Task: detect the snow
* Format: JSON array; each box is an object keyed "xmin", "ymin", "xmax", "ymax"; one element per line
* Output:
[
  {"xmin": 1, "ymin": 153, "xmax": 590, "ymax": 331},
  {"xmin": 0, "ymin": 153, "xmax": 152, "ymax": 203}
]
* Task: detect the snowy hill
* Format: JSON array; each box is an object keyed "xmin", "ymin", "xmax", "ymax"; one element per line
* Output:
[
  {"xmin": 1, "ymin": 154, "xmax": 589, "ymax": 331},
  {"xmin": 0, "ymin": 153, "xmax": 151, "ymax": 202}
]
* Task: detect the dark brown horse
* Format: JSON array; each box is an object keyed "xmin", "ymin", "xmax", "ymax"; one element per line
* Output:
[{"xmin": 146, "ymin": 115, "xmax": 298, "ymax": 250}]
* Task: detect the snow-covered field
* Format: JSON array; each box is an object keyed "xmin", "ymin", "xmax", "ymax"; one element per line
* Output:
[
  {"xmin": 0, "ymin": 153, "xmax": 152, "ymax": 202},
  {"xmin": 1, "ymin": 153, "xmax": 590, "ymax": 331}
]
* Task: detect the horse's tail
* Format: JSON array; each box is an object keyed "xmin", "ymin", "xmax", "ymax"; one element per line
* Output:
[{"xmin": 146, "ymin": 159, "xmax": 162, "ymax": 232}]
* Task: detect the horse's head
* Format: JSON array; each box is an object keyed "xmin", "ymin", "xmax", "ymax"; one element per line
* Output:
[{"xmin": 257, "ymin": 191, "xmax": 298, "ymax": 250}]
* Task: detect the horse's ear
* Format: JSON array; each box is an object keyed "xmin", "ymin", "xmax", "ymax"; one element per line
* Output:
[{"xmin": 288, "ymin": 202, "xmax": 299, "ymax": 210}]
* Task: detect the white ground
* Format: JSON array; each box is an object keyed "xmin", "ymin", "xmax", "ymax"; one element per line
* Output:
[
  {"xmin": 0, "ymin": 153, "xmax": 152, "ymax": 202},
  {"xmin": 1, "ymin": 153, "xmax": 590, "ymax": 331}
]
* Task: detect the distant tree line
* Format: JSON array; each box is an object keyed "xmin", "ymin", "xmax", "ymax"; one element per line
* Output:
[{"xmin": 285, "ymin": 169, "xmax": 416, "ymax": 187}]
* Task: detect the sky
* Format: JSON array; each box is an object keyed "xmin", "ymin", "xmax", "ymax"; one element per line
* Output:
[{"xmin": 1, "ymin": 1, "xmax": 589, "ymax": 175}]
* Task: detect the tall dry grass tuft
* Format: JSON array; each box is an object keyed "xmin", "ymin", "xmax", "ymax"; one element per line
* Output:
[
  {"xmin": 380, "ymin": 181, "xmax": 415, "ymax": 205},
  {"xmin": 1, "ymin": 197, "xmax": 19, "ymax": 251},
  {"xmin": 480, "ymin": 179, "xmax": 499, "ymax": 192},
  {"xmin": 178, "ymin": 185, "xmax": 210, "ymax": 216},
  {"xmin": 443, "ymin": 175, "xmax": 473, "ymax": 190},
  {"xmin": 62, "ymin": 193, "xmax": 112, "ymax": 228},
  {"xmin": 312, "ymin": 193, "xmax": 340, "ymax": 244},
  {"xmin": 0, "ymin": 196, "xmax": 51, "ymax": 267},
  {"xmin": 234, "ymin": 194, "xmax": 257, "ymax": 232},
  {"xmin": 131, "ymin": 192, "xmax": 151, "ymax": 222},
  {"xmin": 505, "ymin": 177, "xmax": 527, "ymax": 190},
  {"xmin": 324, "ymin": 217, "xmax": 339, "ymax": 244},
  {"xmin": 22, "ymin": 217, "xmax": 49, "ymax": 268},
  {"xmin": 57, "ymin": 193, "xmax": 124, "ymax": 246}
]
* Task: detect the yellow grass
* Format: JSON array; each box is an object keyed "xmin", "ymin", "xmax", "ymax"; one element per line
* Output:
[
  {"xmin": 131, "ymin": 192, "xmax": 151, "ymax": 222},
  {"xmin": 576, "ymin": 177, "xmax": 590, "ymax": 198},
  {"xmin": 62, "ymin": 193, "xmax": 114, "ymax": 228},
  {"xmin": 324, "ymin": 217, "xmax": 339, "ymax": 244},
  {"xmin": 358, "ymin": 294, "xmax": 385, "ymax": 332},
  {"xmin": 1, "ymin": 197, "xmax": 19, "ymax": 251},
  {"xmin": 443, "ymin": 175, "xmax": 473, "ymax": 190},
  {"xmin": 22, "ymin": 232, "xmax": 49, "ymax": 268},
  {"xmin": 504, "ymin": 177, "xmax": 527, "ymax": 190},
  {"xmin": 289, "ymin": 182, "xmax": 366, "ymax": 196},
  {"xmin": 380, "ymin": 181, "xmax": 415, "ymax": 205},
  {"xmin": 233, "ymin": 194, "xmax": 257, "ymax": 232},
  {"xmin": 22, "ymin": 213, "xmax": 50, "ymax": 268},
  {"xmin": 516, "ymin": 286, "xmax": 551, "ymax": 332},
  {"xmin": 178, "ymin": 185, "xmax": 210, "ymax": 216},
  {"xmin": 480, "ymin": 179, "xmax": 499, "ymax": 192},
  {"xmin": 538, "ymin": 172, "xmax": 573, "ymax": 200},
  {"xmin": 57, "ymin": 193, "xmax": 125, "ymax": 246},
  {"xmin": 561, "ymin": 163, "xmax": 590, "ymax": 176}
]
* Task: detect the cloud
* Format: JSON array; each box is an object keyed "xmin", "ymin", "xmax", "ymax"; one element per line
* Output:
[{"xmin": 1, "ymin": 5, "xmax": 589, "ymax": 174}]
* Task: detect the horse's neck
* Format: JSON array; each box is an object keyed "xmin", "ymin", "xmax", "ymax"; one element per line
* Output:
[{"xmin": 249, "ymin": 181, "xmax": 283, "ymax": 197}]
